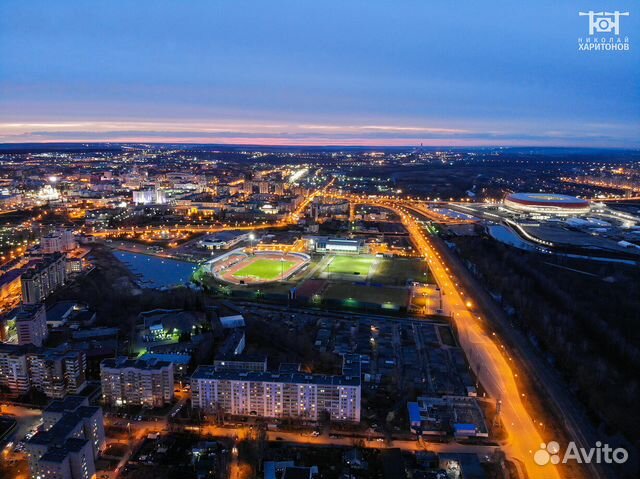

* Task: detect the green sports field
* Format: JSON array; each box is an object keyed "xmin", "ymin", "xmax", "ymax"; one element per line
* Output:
[
  {"xmin": 326, "ymin": 255, "xmax": 375, "ymax": 276},
  {"xmin": 233, "ymin": 258, "xmax": 296, "ymax": 280}
]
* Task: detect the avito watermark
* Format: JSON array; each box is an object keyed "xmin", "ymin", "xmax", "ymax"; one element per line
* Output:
[{"xmin": 534, "ymin": 441, "xmax": 628, "ymax": 466}]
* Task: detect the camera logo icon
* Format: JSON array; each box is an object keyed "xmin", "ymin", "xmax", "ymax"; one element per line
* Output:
[{"xmin": 579, "ymin": 11, "xmax": 629, "ymax": 35}]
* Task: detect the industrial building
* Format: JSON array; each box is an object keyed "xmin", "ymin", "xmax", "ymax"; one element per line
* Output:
[
  {"xmin": 213, "ymin": 329, "xmax": 267, "ymax": 373},
  {"xmin": 407, "ymin": 395, "xmax": 488, "ymax": 438},
  {"xmin": 309, "ymin": 237, "xmax": 364, "ymax": 254},
  {"xmin": 198, "ymin": 231, "xmax": 250, "ymax": 250}
]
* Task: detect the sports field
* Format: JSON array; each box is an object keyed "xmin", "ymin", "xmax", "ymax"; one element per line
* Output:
[
  {"xmin": 326, "ymin": 256, "xmax": 375, "ymax": 276},
  {"xmin": 323, "ymin": 282, "xmax": 409, "ymax": 306},
  {"xmin": 233, "ymin": 258, "xmax": 296, "ymax": 280}
]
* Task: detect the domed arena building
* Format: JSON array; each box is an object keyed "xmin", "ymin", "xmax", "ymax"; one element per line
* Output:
[{"xmin": 503, "ymin": 193, "xmax": 591, "ymax": 215}]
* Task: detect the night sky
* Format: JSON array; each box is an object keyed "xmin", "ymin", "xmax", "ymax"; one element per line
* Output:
[{"xmin": 1, "ymin": 0, "xmax": 638, "ymax": 146}]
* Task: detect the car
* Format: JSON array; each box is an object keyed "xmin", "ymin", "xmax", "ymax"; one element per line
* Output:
[
  {"xmin": 375, "ymin": 438, "xmax": 385, "ymax": 442},
  {"xmin": 311, "ymin": 431, "xmax": 320, "ymax": 437}
]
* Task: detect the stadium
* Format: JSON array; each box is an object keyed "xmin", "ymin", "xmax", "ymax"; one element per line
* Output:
[
  {"xmin": 199, "ymin": 234, "xmax": 431, "ymax": 313},
  {"xmin": 208, "ymin": 249, "xmax": 310, "ymax": 285},
  {"xmin": 503, "ymin": 192, "xmax": 591, "ymax": 215}
]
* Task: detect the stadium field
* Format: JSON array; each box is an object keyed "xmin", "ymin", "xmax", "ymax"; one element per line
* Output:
[
  {"xmin": 326, "ymin": 255, "xmax": 375, "ymax": 276},
  {"xmin": 233, "ymin": 258, "xmax": 296, "ymax": 280},
  {"xmin": 374, "ymin": 257, "xmax": 429, "ymax": 285},
  {"xmin": 323, "ymin": 282, "xmax": 409, "ymax": 306}
]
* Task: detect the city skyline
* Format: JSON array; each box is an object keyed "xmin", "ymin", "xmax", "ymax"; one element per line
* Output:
[
  {"xmin": 1, "ymin": 0, "xmax": 639, "ymax": 147},
  {"xmin": 0, "ymin": 144, "xmax": 638, "ymax": 479}
]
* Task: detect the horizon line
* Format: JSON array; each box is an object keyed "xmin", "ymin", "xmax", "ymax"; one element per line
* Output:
[{"xmin": 0, "ymin": 141, "xmax": 638, "ymax": 151}]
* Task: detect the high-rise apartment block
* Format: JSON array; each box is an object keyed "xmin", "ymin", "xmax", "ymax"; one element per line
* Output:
[
  {"xmin": 21, "ymin": 253, "xmax": 67, "ymax": 304},
  {"xmin": 191, "ymin": 355, "xmax": 361, "ymax": 422},
  {"xmin": 0, "ymin": 343, "xmax": 31, "ymax": 395},
  {"xmin": 15, "ymin": 303, "xmax": 48, "ymax": 346},
  {"xmin": 41, "ymin": 229, "xmax": 77, "ymax": 254},
  {"xmin": 100, "ymin": 357, "xmax": 174, "ymax": 407},
  {"xmin": 0, "ymin": 343, "xmax": 87, "ymax": 398},
  {"xmin": 25, "ymin": 396, "xmax": 105, "ymax": 479}
]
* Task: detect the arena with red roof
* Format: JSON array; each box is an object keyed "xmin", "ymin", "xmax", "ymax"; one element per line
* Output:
[{"xmin": 504, "ymin": 192, "xmax": 591, "ymax": 214}]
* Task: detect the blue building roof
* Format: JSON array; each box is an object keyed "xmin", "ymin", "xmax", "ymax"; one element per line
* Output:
[{"xmin": 140, "ymin": 353, "xmax": 191, "ymax": 364}]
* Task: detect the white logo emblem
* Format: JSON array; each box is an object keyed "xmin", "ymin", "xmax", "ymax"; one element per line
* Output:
[{"xmin": 579, "ymin": 11, "xmax": 629, "ymax": 35}]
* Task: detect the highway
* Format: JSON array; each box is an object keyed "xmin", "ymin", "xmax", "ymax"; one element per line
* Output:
[
  {"xmin": 334, "ymin": 196, "xmax": 562, "ymax": 479},
  {"xmin": 325, "ymin": 193, "xmax": 616, "ymax": 478},
  {"xmin": 403, "ymin": 205, "xmax": 559, "ymax": 478},
  {"xmin": 406, "ymin": 204, "xmax": 609, "ymax": 479}
]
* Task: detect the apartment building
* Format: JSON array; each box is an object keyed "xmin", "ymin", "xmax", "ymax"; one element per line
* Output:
[
  {"xmin": 25, "ymin": 396, "xmax": 105, "ymax": 479},
  {"xmin": 0, "ymin": 343, "xmax": 86, "ymax": 399},
  {"xmin": 14, "ymin": 303, "xmax": 48, "ymax": 347},
  {"xmin": 0, "ymin": 343, "xmax": 31, "ymax": 395},
  {"xmin": 191, "ymin": 354, "xmax": 361, "ymax": 422},
  {"xmin": 100, "ymin": 357, "xmax": 174, "ymax": 407},
  {"xmin": 41, "ymin": 229, "xmax": 77, "ymax": 254},
  {"xmin": 21, "ymin": 253, "xmax": 67, "ymax": 304},
  {"xmin": 28, "ymin": 345, "xmax": 87, "ymax": 399}
]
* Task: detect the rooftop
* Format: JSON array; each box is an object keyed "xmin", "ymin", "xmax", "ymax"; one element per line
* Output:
[
  {"xmin": 14, "ymin": 303, "xmax": 45, "ymax": 322},
  {"xmin": 45, "ymin": 301, "xmax": 80, "ymax": 322},
  {"xmin": 101, "ymin": 356, "xmax": 173, "ymax": 371},
  {"xmin": 44, "ymin": 395, "xmax": 88, "ymax": 414},
  {"xmin": 71, "ymin": 327, "xmax": 119, "ymax": 340},
  {"xmin": 39, "ymin": 438, "xmax": 90, "ymax": 463},
  {"xmin": 140, "ymin": 352, "xmax": 191, "ymax": 365},
  {"xmin": 192, "ymin": 358, "xmax": 360, "ymax": 386},
  {"xmin": 30, "ymin": 406, "xmax": 100, "ymax": 447},
  {"xmin": 506, "ymin": 192, "xmax": 589, "ymax": 207}
]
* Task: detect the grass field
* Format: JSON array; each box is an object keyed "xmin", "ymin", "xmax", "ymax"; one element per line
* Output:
[
  {"xmin": 323, "ymin": 282, "xmax": 409, "ymax": 306},
  {"xmin": 326, "ymin": 256, "xmax": 375, "ymax": 276},
  {"xmin": 233, "ymin": 258, "xmax": 296, "ymax": 280},
  {"xmin": 374, "ymin": 257, "xmax": 429, "ymax": 285}
]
